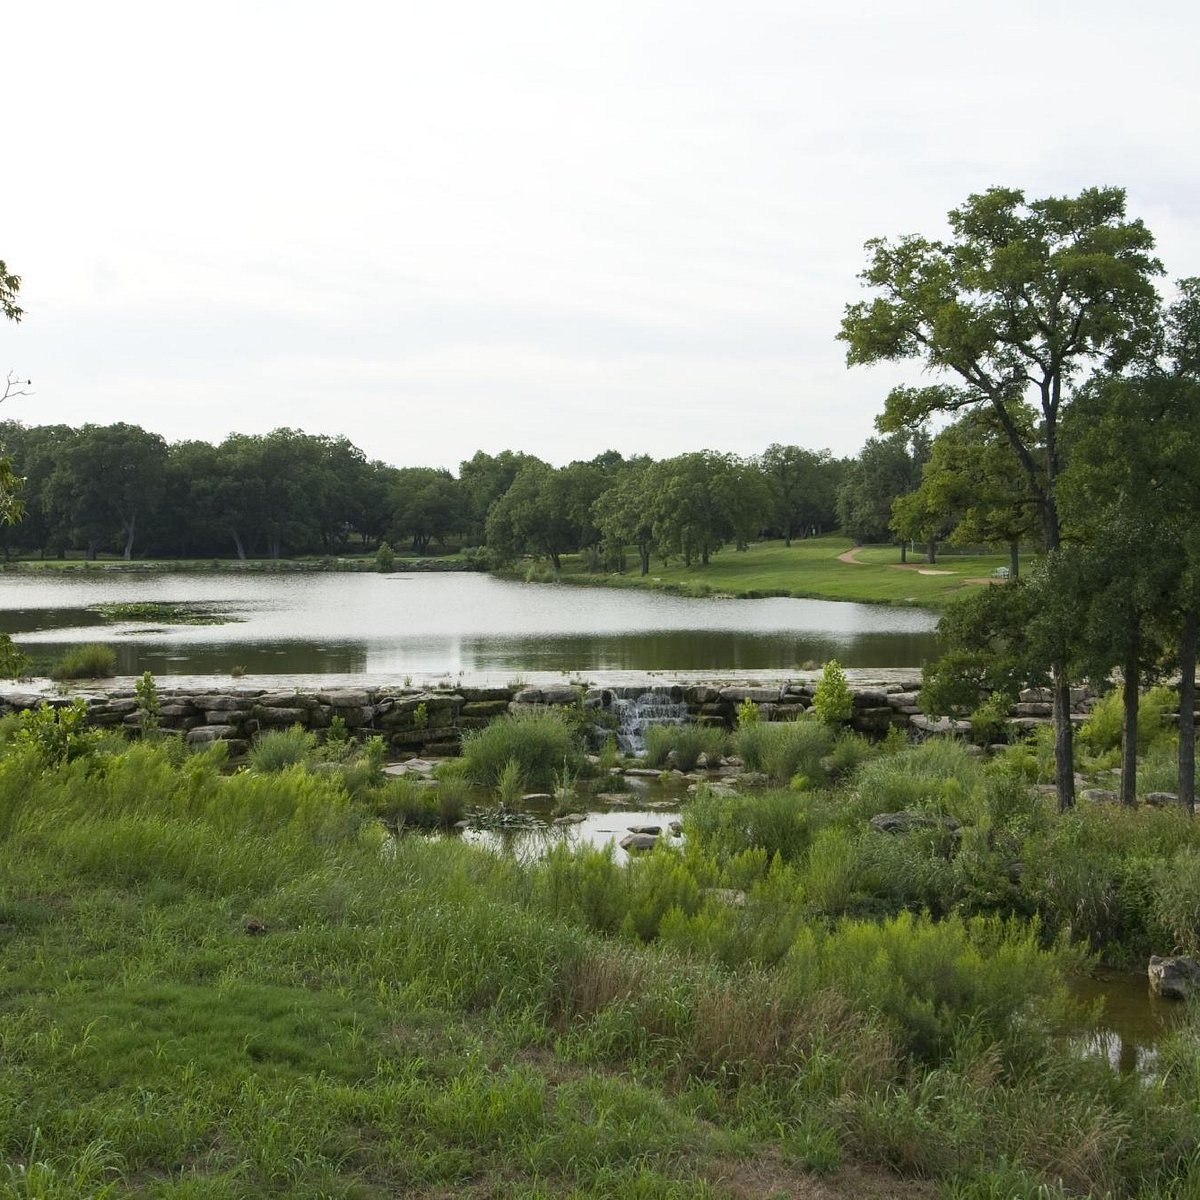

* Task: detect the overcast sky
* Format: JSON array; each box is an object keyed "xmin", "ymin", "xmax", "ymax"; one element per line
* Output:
[{"xmin": 5, "ymin": 0, "xmax": 1198, "ymax": 471}]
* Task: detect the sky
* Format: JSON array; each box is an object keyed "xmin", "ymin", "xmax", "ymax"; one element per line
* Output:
[{"xmin": 5, "ymin": 0, "xmax": 1199, "ymax": 472}]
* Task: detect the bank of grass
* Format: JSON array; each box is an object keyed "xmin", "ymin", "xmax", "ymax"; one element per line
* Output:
[
  {"xmin": 3, "ymin": 712, "xmax": 1200, "ymax": 1195},
  {"xmin": 548, "ymin": 537, "xmax": 1013, "ymax": 607}
]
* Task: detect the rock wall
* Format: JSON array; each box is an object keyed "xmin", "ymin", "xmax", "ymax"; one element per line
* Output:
[{"xmin": 0, "ymin": 676, "xmax": 1133, "ymax": 758}]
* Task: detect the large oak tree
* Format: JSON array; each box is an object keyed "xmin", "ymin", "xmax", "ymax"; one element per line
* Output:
[{"xmin": 839, "ymin": 186, "xmax": 1163, "ymax": 809}]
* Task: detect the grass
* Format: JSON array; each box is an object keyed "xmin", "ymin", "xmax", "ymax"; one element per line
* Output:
[
  {"xmin": 3, "ymin": 713, "xmax": 1200, "ymax": 1195},
  {"xmin": 47, "ymin": 642, "xmax": 118, "ymax": 679},
  {"xmin": 548, "ymin": 537, "xmax": 1015, "ymax": 607}
]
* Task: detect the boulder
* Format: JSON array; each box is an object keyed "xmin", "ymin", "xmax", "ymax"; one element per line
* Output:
[
  {"xmin": 1149, "ymin": 955, "xmax": 1200, "ymax": 1000},
  {"xmin": 869, "ymin": 811, "xmax": 961, "ymax": 836},
  {"xmin": 1144, "ymin": 791, "xmax": 1180, "ymax": 807},
  {"xmin": 619, "ymin": 832, "xmax": 660, "ymax": 852}
]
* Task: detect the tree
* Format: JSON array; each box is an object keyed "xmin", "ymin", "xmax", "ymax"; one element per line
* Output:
[
  {"xmin": 47, "ymin": 424, "xmax": 167, "ymax": 559},
  {"xmin": 835, "ymin": 430, "xmax": 927, "ymax": 555},
  {"xmin": 758, "ymin": 444, "xmax": 841, "ymax": 544},
  {"xmin": 1058, "ymin": 281, "xmax": 1200, "ymax": 810},
  {"xmin": 0, "ymin": 259, "xmax": 21, "ymax": 324},
  {"xmin": 894, "ymin": 408, "xmax": 1041, "ymax": 577},
  {"xmin": 839, "ymin": 186, "xmax": 1164, "ymax": 809}
]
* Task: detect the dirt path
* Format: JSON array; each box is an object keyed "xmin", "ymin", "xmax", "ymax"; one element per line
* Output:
[{"xmin": 836, "ymin": 546, "xmax": 953, "ymax": 574}]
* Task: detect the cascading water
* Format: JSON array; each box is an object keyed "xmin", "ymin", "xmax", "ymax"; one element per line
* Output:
[{"xmin": 612, "ymin": 689, "xmax": 689, "ymax": 754}]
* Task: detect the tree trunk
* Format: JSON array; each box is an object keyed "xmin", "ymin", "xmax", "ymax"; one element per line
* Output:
[
  {"xmin": 86, "ymin": 540, "xmax": 98, "ymax": 562},
  {"xmin": 1052, "ymin": 662, "xmax": 1076, "ymax": 811},
  {"xmin": 925, "ymin": 538, "xmax": 936, "ymax": 564},
  {"xmin": 122, "ymin": 513, "xmax": 136, "ymax": 561},
  {"xmin": 899, "ymin": 542, "xmax": 907, "ymax": 564},
  {"xmin": 1180, "ymin": 607, "xmax": 1197, "ymax": 814},
  {"xmin": 550, "ymin": 551, "xmax": 561, "ymax": 571},
  {"xmin": 638, "ymin": 543, "xmax": 650, "ymax": 576},
  {"xmin": 1009, "ymin": 542, "xmax": 1020, "ymax": 580},
  {"xmin": 1121, "ymin": 633, "xmax": 1140, "ymax": 807},
  {"xmin": 231, "ymin": 531, "xmax": 247, "ymax": 561}
]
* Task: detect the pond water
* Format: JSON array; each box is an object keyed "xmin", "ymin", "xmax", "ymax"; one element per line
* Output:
[{"xmin": 0, "ymin": 572, "xmax": 939, "ymax": 676}]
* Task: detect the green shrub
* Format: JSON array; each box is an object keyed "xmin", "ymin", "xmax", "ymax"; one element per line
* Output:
[
  {"xmin": 1079, "ymin": 685, "xmax": 1178, "ymax": 758},
  {"xmin": 497, "ymin": 757, "xmax": 525, "ymax": 803},
  {"xmin": 135, "ymin": 670, "xmax": 160, "ymax": 737},
  {"xmin": 852, "ymin": 738, "xmax": 983, "ymax": 820},
  {"xmin": 248, "ymin": 725, "xmax": 316, "ymax": 773},
  {"xmin": 48, "ymin": 642, "xmax": 117, "ymax": 680},
  {"xmin": 641, "ymin": 722, "xmax": 726, "ymax": 770},
  {"xmin": 375, "ymin": 541, "xmax": 396, "ymax": 571},
  {"xmin": 0, "ymin": 633, "xmax": 30, "ymax": 680},
  {"xmin": 735, "ymin": 718, "xmax": 834, "ymax": 785},
  {"xmin": 685, "ymin": 787, "xmax": 814, "ymax": 863},
  {"xmin": 735, "ymin": 697, "xmax": 759, "ymax": 727},
  {"xmin": 812, "ymin": 659, "xmax": 853, "ymax": 725},
  {"xmin": 969, "ymin": 691, "xmax": 1013, "ymax": 744},
  {"xmin": 460, "ymin": 709, "xmax": 582, "ymax": 791},
  {"xmin": 11, "ymin": 698, "xmax": 105, "ymax": 765}
]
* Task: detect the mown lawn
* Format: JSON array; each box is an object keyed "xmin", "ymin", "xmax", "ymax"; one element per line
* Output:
[{"xmin": 554, "ymin": 537, "xmax": 1015, "ymax": 607}]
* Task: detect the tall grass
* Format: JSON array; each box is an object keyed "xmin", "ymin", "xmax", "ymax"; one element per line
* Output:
[
  {"xmin": 642, "ymin": 723, "xmax": 727, "ymax": 770},
  {"xmin": 4, "ymin": 726, "xmax": 1200, "ymax": 1196},
  {"xmin": 47, "ymin": 642, "xmax": 118, "ymax": 679},
  {"xmin": 460, "ymin": 709, "xmax": 583, "ymax": 790},
  {"xmin": 734, "ymin": 717, "xmax": 833, "ymax": 784}
]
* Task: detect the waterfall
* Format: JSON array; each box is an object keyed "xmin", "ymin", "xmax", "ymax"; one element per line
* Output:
[{"xmin": 612, "ymin": 689, "xmax": 689, "ymax": 754}]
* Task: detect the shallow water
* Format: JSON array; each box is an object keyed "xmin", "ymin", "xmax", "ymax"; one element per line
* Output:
[
  {"xmin": 0, "ymin": 572, "xmax": 939, "ymax": 675},
  {"xmin": 1070, "ymin": 968, "xmax": 1185, "ymax": 1075}
]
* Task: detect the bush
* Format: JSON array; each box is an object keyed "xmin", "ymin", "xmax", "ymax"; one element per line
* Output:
[
  {"xmin": 812, "ymin": 659, "xmax": 853, "ymax": 725},
  {"xmin": 969, "ymin": 692, "xmax": 1013, "ymax": 744},
  {"xmin": 685, "ymin": 787, "xmax": 815, "ymax": 863},
  {"xmin": 735, "ymin": 717, "xmax": 833, "ymax": 785},
  {"xmin": 641, "ymin": 722, "xmax": 726, "ymax": 770},
  {"xmin": 460, "ymin": 709, "xmax": 582, "ymax": 791},
  {"xmin": 249, "ymin": 725, "xmax": 316, "ymax": 773},
  {"xmin": 1079, "ymin": 684, "xmax": 1178, "ymax": 759},
  {"xmin": 375, "ymin": 541, "xmax": 396, "ymax": 572},
  {"xmin": 0, "ymin": 633, "xmax": 29, "ymax": 680},
  {"xmin": 48, "ymin": 642, "xmax": 118, "ymax": 680}
]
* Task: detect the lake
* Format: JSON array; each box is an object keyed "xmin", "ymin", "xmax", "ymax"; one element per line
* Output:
[{"xmin": 0, "ymin": 572, "xmax": 939, "ymax": 677}]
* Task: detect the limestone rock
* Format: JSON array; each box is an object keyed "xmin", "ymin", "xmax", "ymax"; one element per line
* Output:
[
  {"xmin": 1149, "ymin": 955, "xmax": 1200, "ymax": 1000},
  {"xmin": 619, "ymin": 832, "xmax": 659, "ymax": 852}
]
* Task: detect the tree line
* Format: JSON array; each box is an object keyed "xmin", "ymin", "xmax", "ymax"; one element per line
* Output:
[{"xmin": 0, "ymin": 423, "xmax": 855, "ymax": 568}]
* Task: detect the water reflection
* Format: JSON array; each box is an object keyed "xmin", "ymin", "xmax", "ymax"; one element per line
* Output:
[
  {"xmin": 1070, "ymin": 969, "xmax": 1184, "ymax": 1075},
  {"xmin": 0, "ymin": 572, "xmax": 940, "ymax": 675}
]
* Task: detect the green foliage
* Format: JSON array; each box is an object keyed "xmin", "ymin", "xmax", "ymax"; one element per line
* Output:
[
  {"xmin": 248, "ymin": 725, "xmax": 316, "ymax": 773},
  {"xmin": 812, "ymin": 659, "xmax": 853, "ymax": 724},
  {"xmin": 48, "ymin": 642, "xmax": 118, "ymax": 680},
  {"xmin": 852, "ymin": 737, "xmax": 984, "ymax": 820},
  {"xmin": 374, "ymin": 540, "xmax": 395, "ymax": 571},
  {"xmin": 412, "ymin": 700, "xmax": 429, "ymax": 730},
  {"xmin": 735, "ymin": 696, "xmax": 759, "ymax": 727},
  {"xmin": 641, "ymin": 722, "xmax": 727, "ymax": 771},
  {"xmin": 1079, "ymin": 685, "xmax": 1177, "ymax": 757},
  {"xmin": 970, "ymin": 691, "xmax": 1013, "ymax": 744},
  {"xmin": 134, "ymin": 669, "xmax": 160, "ymax": 737},
  {"xmin": 685, "ymin": 787, "xmax": 815, "ymax": 863},
  {"xmin": 734, "ymin": 717, "xmax": 834, "ymax": 785},
  {"xmin": 496, "ymin": 756, "xmax": 525, "ymax": 803},
  {"xmin": 0, "ymin": 633, "xmax": 30, "ymax": 680},
  {"xmin": 460, "ymin": 709, "xmax": 583, "ymax": 791},
  {"xmin": 10, "ymin": 699, "xmax": 105, "ymax": 765}
]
